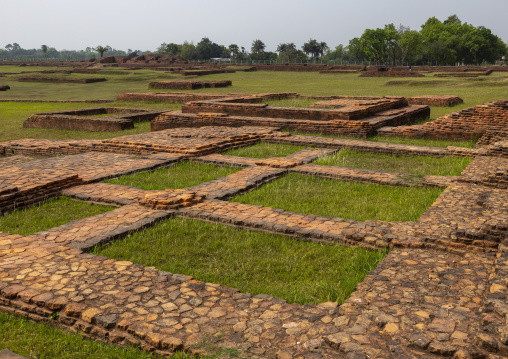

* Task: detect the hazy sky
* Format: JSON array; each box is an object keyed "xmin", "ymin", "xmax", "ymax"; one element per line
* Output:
[{"xmin": 1, "ymin": 0, "xmax": 507, "ymax": 52}]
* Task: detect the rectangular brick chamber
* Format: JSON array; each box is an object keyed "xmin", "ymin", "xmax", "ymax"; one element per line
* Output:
[
  {"xmin": 18, "ymin": 76, "xmax": 107, "ymax": 83},
  {"xmin": 116, "ymin": 92, "xmax": 228, "ymax": 103},
  {"xmin": 151, "ymin": 94, "xmax": 430, "ymax": 138},
  {"xmin": 23, "ymin": 108, "xmax": 164, "ymax": 132},
  {"xmin": 148, "ymin": 80, "xmax": 232, "ymax": 90}
]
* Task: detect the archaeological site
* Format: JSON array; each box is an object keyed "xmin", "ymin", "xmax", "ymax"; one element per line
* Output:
[{"xmin": 0, "ymin": 58, "xmax": 507, "ymax": 359}]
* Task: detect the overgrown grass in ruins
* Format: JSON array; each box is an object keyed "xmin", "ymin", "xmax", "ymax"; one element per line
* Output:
[
  {"xmin": 104, "ymin": 161, "xmax": 242, "ymax": 190},
  {"xmin": 0, "ymin": 196, "xmax": 114, "ymax": 236},
  {"xmin": 231, "ymin": 173, "xmax": 443, "ymax": 222},
  {"xmin": 285, "ymin": 131, "xmax": 477, "ymax": 148},
  {"xmin": 222, "ymin": 142, "xmax": 307, "ymax": 158},
  {"xmin": 93, "ymin": 217, "xmax": 386, "ymax": 305},
  {"xmin": 313, "ymin": 149, "xmax": 472, "ymax": 177},
  {"xmin": 0, "ymin": 311, "xmax": 159, "ymax": 359}
]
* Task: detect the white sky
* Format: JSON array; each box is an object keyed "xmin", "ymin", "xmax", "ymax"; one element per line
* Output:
[{"xmin": 1, "ymin": 0, "xmax": 507, "ymax": 52}]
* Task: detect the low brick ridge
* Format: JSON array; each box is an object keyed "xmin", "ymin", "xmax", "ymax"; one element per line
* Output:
[
  {"xmin": 28, "ymin": 204, "xmax": 173, "ymax": 250},
  {"xmin": 292, "ymin": 164, "xmax": 454, "ymax": 188},
  {"xmin": 1, "ymin": 236, "xmax": 506, "ymax": 358}
]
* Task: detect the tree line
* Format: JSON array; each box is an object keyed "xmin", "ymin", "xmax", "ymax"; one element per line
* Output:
[
  {"xmin": 157, "ymin": 15, "xmax": 507, "ymax": 65},
  {"xmin": 1, "ymin": 15, "xmax": 507, "ymax": 65},
  {"xmin": 0, "ymin": 44, "xmax": 150, "ymax": 61}
]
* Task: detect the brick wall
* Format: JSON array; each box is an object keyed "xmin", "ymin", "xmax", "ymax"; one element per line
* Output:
[{"xmin": 378, "ymin": 100, "xmax": 508, "ymax": 140}]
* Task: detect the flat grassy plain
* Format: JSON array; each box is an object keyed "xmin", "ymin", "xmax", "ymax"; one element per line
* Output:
[{"xmin": 1, "ymin": 65, "xmax": 507, "ymax": 142}]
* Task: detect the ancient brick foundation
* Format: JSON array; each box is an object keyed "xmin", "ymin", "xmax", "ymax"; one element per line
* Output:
[
  {"xmin": 23, "ymin": 108, "xmax": 164, "ymax": 132},
  {"xmin": 1, "ymin": 121, "xmax": 508, "ymax": 357},
  {"xmin": 148, "ymin": 80, "xmax": 232, "ymax": 90},
  {"xmin": 378, "ymin": 100, "xmax": 508, "ymax": 140},
  {"xmin": 116, "ymin": 92, "xmax": 228, "ymax": 103},
  {"xmin": 149, "ymin": 93, "xmax": 429, "ymax": 138},
  {"xmin": 406, "ymin": 95, "xmax": 463, "ymax": 107},
  {"xmin": 18, "ymin": 77, "xmax": 107, "ymax": 84},
  {"xmin": 360, "ymin": 67, "xmax": 424, "ymax": 77}
]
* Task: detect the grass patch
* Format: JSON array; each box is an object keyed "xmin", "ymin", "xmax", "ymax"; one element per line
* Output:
[
  {"xmin": 313, "ymin": 149, "xmax": 472, "ymax": 176},
  {"xmin": 0, "ymin": 101, "xmax": 181, "ymax": 142},
  {"xmin": 0, "ymin": 196, "xmax": 114, "ymax": 236},
  {"xmin": 93, "ymin": 217, "xmax": 385, "ymax": 305},
  {"xmin": 104, "ymin": 161, "xmax": 242, "ymax": 190},
  {"xmin": 222, "ymin": 142, "xmax": 307, "ymax": 158},
  {"xmin": 231, "ymin": 173, "xmax": 443, "ymax": 222},
  {"xmin": 0, "ymin": 311, "xmax": 160, "ymax": 359},
  {"xmin": 285, "ymin": 130, "xmax": 476, "ymax": 148}
]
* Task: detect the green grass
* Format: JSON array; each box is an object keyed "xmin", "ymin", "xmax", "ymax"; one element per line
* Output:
[
  {"xmin": 0, "ymin": 101, "xmax": 180, "ymax": 142},
  {"xmin": 313, "ymin": 149, "xmax": 472, "ymax": 176},
  {"xmin": 286, "ymin": 130, "xmax": 477, "ymax": 148},
  {"xmin": 0, "ymin": 311, "xmax": 235, "ymax": 358},
  {"xmin": 0, "ymin": 311, "xmax": 158, "ymax": 359},
  {"xmin": 0, "ymin": 196, "xmax": 114, "ymax": 236},
  {"xmin": 104, "ymin": 161, "xmax": 242, "ymax": 190},
  {"xmin": 231, "ymin": 173, "xmax": 443, "ymax": 222},
  {"xmin": 93, "ymin": 217, "xmax": 385, "ymax": 305},
  {"xmin": 1, "ymin": 67, "xmax": 183, "ymax": 101},
  {"xmin": 222, "ymin": 142, "xmax": 307, "ymax": 158}
]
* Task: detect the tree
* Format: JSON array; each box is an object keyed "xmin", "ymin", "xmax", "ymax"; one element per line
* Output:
[
  {"xmin": 179, "ymin": 41, "xmax": 200, "ymax": 61},
  {"xmin": 277, "ymin": 43, "xmax": 307, "ymax": 63},
  {"xmin": 251, "ymin": 39, "xmax": 266, "ymax": 54},
  {"xmin": 302, "ymin": 39, "xmax": 328, "ymax": 60},
  {"xmin": 94, "ymin": 45, "xmax": 111, "ymax": 57},
  {"xmin": 323, "ymin": 44, "xmax": 346, "ymax": 63},
  {"xmin": 228, "ymin": 44, "xmax": 240, "ymax": 58},
  {"xmin": 398, "ymin": 29, "xmax": 423, "ymax": 64},
  {"xmin": 196, "ymin": 37, "xmax": 223, "ymax": 60},
  {"xmin": 41, "ymin": 45, "xmax": 48, "ymax": 57},
  {"xmin": 158, "ymin": 43, "xmax": 180, "ymax": 55}
]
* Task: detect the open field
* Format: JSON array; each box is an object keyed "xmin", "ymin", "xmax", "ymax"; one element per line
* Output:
[{"xmin": 1, "ymin": 66, "xmax": 508, "ymax": 142}]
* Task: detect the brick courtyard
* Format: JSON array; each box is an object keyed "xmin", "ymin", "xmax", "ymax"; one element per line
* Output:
[{"xmin": 0, "ymin": 123, "xmax": 507, "ymax": 357}]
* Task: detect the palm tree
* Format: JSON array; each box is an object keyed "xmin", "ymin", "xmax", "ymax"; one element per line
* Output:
[{"xmin": 94, "ymin": 45, "xmax": 111, "ymax": 58}]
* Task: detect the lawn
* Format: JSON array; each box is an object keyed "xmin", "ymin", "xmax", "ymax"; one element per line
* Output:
[
  {"xmin": 222, "ymin": 142, "xmax": 307, "ymax": 158},
  {"xmin": 0, "ymin": 196, "xmax": 114, "ymax": 236},
  {"xmin": 93, "ymin": 217, "xmax": 386, "ymax": 305},
  {"xmin": 313, "ymin": 148, "xmax": 472, "ymax": 176},
  {"xmin": 104, "ymin": 161, "xmax": 243, "ymax": 190},
  {"xmin": 231, "ymin": 173, "xmax": 443, "ymax": 222}
]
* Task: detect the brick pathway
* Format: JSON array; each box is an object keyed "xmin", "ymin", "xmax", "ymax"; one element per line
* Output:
[{"xmin": 0, "ymin": 128, "xmax": 507, "ymax": 358}]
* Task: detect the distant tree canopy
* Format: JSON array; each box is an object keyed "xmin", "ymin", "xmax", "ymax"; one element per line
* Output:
[
  {"xmin": 347, "ymin": 15, "xmax": 507, "ymax": 65},
  {"xmin": 1, "ymin": 17, "xmax": 506, "ymax": 65}
]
